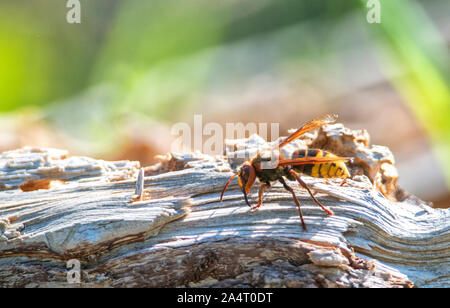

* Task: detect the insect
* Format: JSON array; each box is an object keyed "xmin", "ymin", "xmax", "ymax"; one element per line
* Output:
[{"xmin": 220, "ymin": 114, "xmax": 351, "ymax": 231}]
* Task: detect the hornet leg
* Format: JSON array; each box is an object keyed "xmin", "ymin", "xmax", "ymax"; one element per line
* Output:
[
  {"xmin": 252, "ymin": 182, "xmax": 270, "ymax": 211},
  {"xmin": 288, "ymin": 169, "xmax": 334, "ymax": 216},
  {"xmin": 279, "ymin": 177, "xmax": 307, "ymax": 231}
]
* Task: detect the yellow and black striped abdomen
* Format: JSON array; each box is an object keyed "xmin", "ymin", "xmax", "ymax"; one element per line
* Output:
[{"xmin": 291, "ymin": 148, "xmax": 350, "ymax": 179}]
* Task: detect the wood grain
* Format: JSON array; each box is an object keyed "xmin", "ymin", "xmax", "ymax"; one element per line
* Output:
[{"xmin": 0, "ymin": 130, "xmax": 448, "ymax": 288}]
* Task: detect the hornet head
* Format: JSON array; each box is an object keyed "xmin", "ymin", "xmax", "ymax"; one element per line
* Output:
[{"xmin": 220, "ymin": 162, "xmax": 257, "ymax": 207}]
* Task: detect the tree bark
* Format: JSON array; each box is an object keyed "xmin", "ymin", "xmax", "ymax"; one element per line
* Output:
[{"xmin": 0, "ymin": 134, "xmax": 448, "ymax": 287}]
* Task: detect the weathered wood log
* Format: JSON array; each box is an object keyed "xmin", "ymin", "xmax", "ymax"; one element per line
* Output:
[{"xmin": 0, "ymin": 127, "xmax": 448, "ymax": 288}]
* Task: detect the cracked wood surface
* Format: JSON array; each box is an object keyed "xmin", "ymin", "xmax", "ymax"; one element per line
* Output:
[{"xmin": 0, "ymin": 143, "xmax": 448, "ymax": 288}]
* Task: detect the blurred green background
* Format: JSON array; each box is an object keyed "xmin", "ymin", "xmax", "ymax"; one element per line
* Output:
[{"xmin": 0, "ymin": 0, "xmax": 449, "ymax": 206}]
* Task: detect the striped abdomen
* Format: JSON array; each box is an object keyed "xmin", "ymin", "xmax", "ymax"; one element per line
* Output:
[{"xmin": 291, "ymin": 149, "xmax": 350, "ymax": 179}]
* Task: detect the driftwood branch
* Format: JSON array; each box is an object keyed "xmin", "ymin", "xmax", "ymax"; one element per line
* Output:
[{"xmin": 0, "ymin": 124, "xmax": 448, "ymax": 288}]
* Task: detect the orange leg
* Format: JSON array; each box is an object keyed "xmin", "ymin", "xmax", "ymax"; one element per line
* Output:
[
  {"xmin": 340, "ymin": 178, "xmax": 347, "ymax": 187},
  {"xmin": 279, "ymin": 177, "xmax": 307, "ymax": 231},
  {"xmin": 288, "ymin": 169, "xmax": 334, "ymax": 216},
  {"xmin": 252, "ymin": 183, "xmax": 270, "ymax": 211}
]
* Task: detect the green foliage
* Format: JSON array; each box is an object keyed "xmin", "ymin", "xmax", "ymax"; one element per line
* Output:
[
  {"xmin": 0, "ymin": 0, "xmax": 448, "ymax": 188},
  {"xmin": 365, "ymin": 0, "xmax": 450, "ymax": 186}
]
